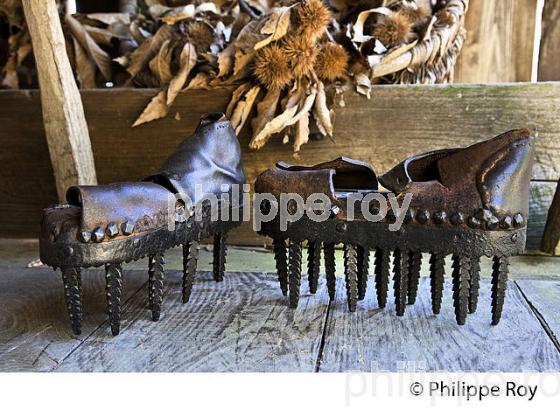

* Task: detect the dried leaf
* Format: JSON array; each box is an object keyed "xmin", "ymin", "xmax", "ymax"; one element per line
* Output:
[
  {"xmin": 65, "ymin": 14, "xmax": 112, "ymax": 80},
  {"xmin": 355, "ymin": 72, "xmax": 371, "ymax": 99},
  {"xmin": 73, "ymin": 38, "xmax": 96, "ymax": 88},
  {"xmin": 86, "ymin": 13, "xmax": 131, "ymax": 26},
  {"xmin": 84, "ymin": 26, "xmax": 114, "ymax": 46},
  {"xmin": 251, "ymin": 88, "xmax": 281, "ymax": 137},
  {"xmin": 293, "ymin": 110, "xmax": 310, "ymax": 157},
  {"xmin": 250, "ymin": 86, "xmax": 317, "ymax": 150},
  {"xmin": 254, "ymin": 7, "xmax": 291, "ymax": 50},
  {"xmin": 1, "ymin": 54, "xmax": 18, "ymax": 89},
  {"xmin": 132, "ymin": 90, "xmax": 169, "ymax": 127},
  {"xmin": 185, "ymin": 72, "xmax": 210, "ymax": 90},
  {"xmin": 148, "ymin": 39, "xmax": 173, "ymax": 85},
  {"xmin": 167, "ymin": 43, "xmax": 197, "ymax": 106},
  {"xmin": 161, "ymin": 5, "xmax": 195, "ymax": 24},
  {"xmin": 313, "ymin": 81, "xmax": 333, "ymax": 139},
  {"xmin": 217, "ymin": 44, "xmax": 235, "ymax": 78},
  {"xmin": 226, "ymin": 82, "xmax": 251, "ymax": 118},
  {"xmin": 353, "ymin": 7, "xmax": 392, "ymax": 43},
  {"xmin": 230, "ymin": 85, "xmax": 261, "ymax": 135},
  {"xmin": 126, "ymin": 24, "xmax": 173, "ymax": 78}
]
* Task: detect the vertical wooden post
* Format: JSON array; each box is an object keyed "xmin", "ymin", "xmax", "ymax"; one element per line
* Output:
[{"xmin": 22, "ymin": 0, "xmax": 96, "ymax": 201}]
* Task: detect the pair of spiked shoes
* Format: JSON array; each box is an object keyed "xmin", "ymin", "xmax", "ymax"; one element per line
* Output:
[{"xmin": 255, "ymin": 130, "xmax": 535, "ymax": 325}]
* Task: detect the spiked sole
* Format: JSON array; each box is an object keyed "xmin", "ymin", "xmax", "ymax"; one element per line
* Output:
[{"xmin": 44, "ymin": 204, "xmax": 241, "ymax": 336}]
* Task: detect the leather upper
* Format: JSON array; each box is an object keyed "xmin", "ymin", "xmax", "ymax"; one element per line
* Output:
[
  {"xmin": 147, "ymin": 113, "xmax": 246, "ymax": 205},
  {"xmin": 42, "ymin": 112, "xmax": 246, "ymax": 244}
]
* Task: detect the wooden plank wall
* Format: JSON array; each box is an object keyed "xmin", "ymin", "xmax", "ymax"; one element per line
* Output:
[
  {"xmin": 0, "ymin": 83, "xmax": 559, "ymax": 251},
  {"xmin": 538, "ymin": 0, "xmax": 560, "ymax": 81},
  {"xmin": 455, "ymin": 0, "xmax": 539, "ymax": 83}
]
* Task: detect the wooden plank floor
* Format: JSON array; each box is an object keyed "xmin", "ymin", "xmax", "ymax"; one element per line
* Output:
[{"xmin": 1, "ymin": 245, "xmax": 560, "ymax": 372}]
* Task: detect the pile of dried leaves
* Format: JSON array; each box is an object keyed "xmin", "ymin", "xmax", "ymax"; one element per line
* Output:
[{"xmin": 0, "ymin": 0, "xmax": 456, "ymax": 156}]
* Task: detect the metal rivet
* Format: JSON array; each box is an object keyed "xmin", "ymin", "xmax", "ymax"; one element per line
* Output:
[
  {"xmin": 404, "ymin": 209, "xmax": 414, "ymax": 223},
  {"xmin": 79, "ymin": 230, "xmax": 91, "ymax": 243},
  {"xmin": 433, "ymin": 210, "xmax": 447, "ymax": 224},
  {"xmin": 487, "ymin": 215, "xmax": 499, "ymax": 230},
  {"xmin": 121, "ymin": 221, "xmax": 134, "ymax": 235},
  {"xmin": 511, "ymin": 233, "xmax": 519, "ymax": 242},
  {"xmin": 330, "ymin": 205, "xmax": 341, "ymax": 218},
  {"xmin": 513, "ymin": 213, "xmax": 524, "ymax": 227},
  {"xmin": 500, "ymin": 215, "xmax": 513, "ymax": 229},
  {"xmin": 416, "ymin": 210, "xmax": 430, "ymax": 224},
  {"xmin": 106, "ymin": 222, "xmax": 119, "ymax": 238},
  {"xmin": 450, "ymin": 212, "xmax": 464, "ymax": 225},
  {"xmin": 336, "ymin": 222, "xmax": 347, "ymax": 232},
  {"xmin": 92, "ymin": 227, "xmax": 105, "ymax": 242},
  {"xmin": 467, "ymin": 216, "xmax": 482, "ymax": 229}
]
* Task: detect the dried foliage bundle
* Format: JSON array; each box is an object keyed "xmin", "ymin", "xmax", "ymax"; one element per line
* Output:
[{"xmin": 0, "ymin": 0, "xmax": 467, "ymax": 156}]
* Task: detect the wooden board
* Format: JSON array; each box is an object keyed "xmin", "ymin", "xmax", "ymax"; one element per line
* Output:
[
  {"xmin": 538, "ymin": 0, "xmax": 560, "ymax": 81},
  {"xmin": 455, "ymin": 0, "xmax": 537, "ymax": 83},
  {"xmin": 1, "ymin": 83, "xmax": 560, "ymax": 244},
  {"xmin": 541, "ymin": 180, "xmax": 560, "ymax": 254},
  {"xmin": 318, "ymin": 277, "xmax": 560, "ymax": 372},
  {"xmin": 55, "ymin": 270, "xmax": 329, "ymax": 372},
  {"xmin": 22, "ymin": 0, "xmax": 97, "ymax": 200},
  {"xmin": 516, "ymin": 280, "xmax": 560, "ymax": 348},
  {"xmin": 0, "ymin": 266, "xmax": 146, "ymax": 372}
]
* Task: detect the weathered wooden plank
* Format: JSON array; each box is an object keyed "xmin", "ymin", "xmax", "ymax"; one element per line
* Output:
[
  {"xmin": 22, "ymin": 0, "xmax": 97, "ymax": 200},
  {"xmin": 455, "ymin": 0, "xmax": 538, "ymax": 83},
  {"xmin": 319, "ymin": 277, "xmax": 560, "ymax": 371},
  {"xmin": 516, "ymin": 280, "xmax": 560, "ymax": 347},
  {"xmin": 0, "ymin": 266, "xmax": 146, "ymax": 372},
  {"xmin": 1, "ymin": 83, "xmax": 559, "ymax": 241},
  {"xmin": 541, "ymin": 180, "xmax": 560, "ymax": 254},
  {"xmin": 538, "ymin": 0, "xmax": 560, "ymax": 81},
  {"xmin": 55, "ymin": 270, "xmax": 329, "ymax": 372}
]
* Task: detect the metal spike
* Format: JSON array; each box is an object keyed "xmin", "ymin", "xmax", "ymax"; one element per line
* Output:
[
  {"xmin": 469, "ymin": 256, "xmax": 481, "ymax": 314},
  {"xmin": 288, "ymin": 240, "xmax": 302, "ymax": 308},
  {"xmin": 374, "ymin": 247, "xmax": 390, "ymax": 309},
  {"xmin": 429, "ymin": 253, "xmax": 445, "ymax": 314},
  {"xmin": 491, "ymin": 256, "xmax": 509, "ymax": 325},
  {"xmin": 212, "ymin": 232, "xmax": 227, "ymax": 282},
  {"xmin": 344, "ymin": 244, "xmax": 358, "ymax": 312},
  {"xmin": 357, "ymin": 246, "xmax": 369, "ymax": 300},
  {"xmin": 105, "ymin": 263, "xmax": 123, "ymax": 336},
  {"xmin": 324, "ymin": 243, "xmax": 336, "ymax": 301},
  {"xmin": 307, "ymin": 241, "xmax": 321, "ymax": 294},
  {"xmin": 450, "ymin": 212, "xmax": 464, "ymax": 225},
  {"xmin": 61, "ymin": 267, "xmax": 82, "ymax": 335},
  {"xmin": 407, "ymin": 250, "xmax": 422, "ymax": 304},
  {"xmin": 451, "ymin": 254, "xmax": 470, "ymax": 325},
  {"xmin": 513, "ymin": 213, "xmax": 524, "ymax": 227},
  {"xmin": 393, "ymin": 248, "xmax": 408, "ymax": 316},
  {"xmin": 148, "ymin": 253, "xmax": 165, "ymax": 321},
  {"xmin": 273, "ymin": 238, "xmax": 288, "ymax": 296},
  {"xmin": 182, "ymin": 241, "xmax": 199, "ymax": 303}
]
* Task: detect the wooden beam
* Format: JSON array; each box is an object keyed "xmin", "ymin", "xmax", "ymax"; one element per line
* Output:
[
  {"xmin": 538, "ymin": 0, "xmax": 560, "ymax": 81},
  {"xmin": 541, "ymin": 180, "xmax": 560, "ymax": 254},
  {"xmin": 21, "ymin": 0, "xmax": 96, "ymax": 201},
  {"xmin": 455, "ymin": 0, "xmax": 538, "ymax": 83}
]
